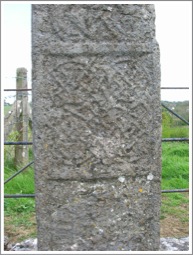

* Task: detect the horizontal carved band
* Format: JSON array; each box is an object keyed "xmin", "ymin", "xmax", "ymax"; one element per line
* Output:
[{"xmin": 41, "ymin": 41, "xmax": 159, "ymax": 56}]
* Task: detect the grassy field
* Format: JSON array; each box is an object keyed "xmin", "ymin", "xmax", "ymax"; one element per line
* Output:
[
  {"xmin": 160, "ymin": 123, "xmax": 189, "ymax": 237},
  {"xmin": 4, "ymin": 125, "xmax": 189, "ymax": 243},
  {"xmin": 162, "ymin": 125, "xmax": 189, "ymax": 138},
  {"xmin": 160, "ymin": 142, "xmax": 189, "ymax": 237}
]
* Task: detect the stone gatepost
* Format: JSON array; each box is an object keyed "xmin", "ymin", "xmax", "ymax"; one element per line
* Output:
[{"xmin": 32, "ymin": 4, "xmax": 161, "ymax": 251}]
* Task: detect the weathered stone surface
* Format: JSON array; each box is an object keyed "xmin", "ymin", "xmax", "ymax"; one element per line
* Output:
[
  {"xmin": 160, "ymin": 237, "xmax": 189, "ymax": 251},
  {"xmin": 7, "ymin": 237, "xmax": 191, "ymax": 251},
  {"xmin": 32, "ymin": 4, "xmax": 161, "ymax": 251}
]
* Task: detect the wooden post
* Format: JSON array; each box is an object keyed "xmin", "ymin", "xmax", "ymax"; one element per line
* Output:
[{"xmin": 15, "ymin": 68, "xmax": 29, "ymax": 167}]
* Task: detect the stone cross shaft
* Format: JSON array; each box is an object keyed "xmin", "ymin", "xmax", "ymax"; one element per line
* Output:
[{"xmin": 32, "ymin": 4, "xmax": 161, "ymax": 251}]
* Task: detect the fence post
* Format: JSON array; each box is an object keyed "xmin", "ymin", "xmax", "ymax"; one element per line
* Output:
[{"xmin": 15, "ymin": 68, "xmax": 29, "ymax": 167}]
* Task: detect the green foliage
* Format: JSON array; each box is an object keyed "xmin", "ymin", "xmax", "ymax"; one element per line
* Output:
[
  {"xmin": 162, "ymin": 143, "xmax": 189, "ymax": 185},
  {"xmin": 162, "ymin": 110, "xmax": 174, "ymax": 127},
  {"xmin": 162, "ymin": 126, "xmax": 189, "ymax": 138},
  {"xmin": 4, "ymin": 198, "xmax": 35, "ymax": 214},
  {"xmin": 4, "ymin": 167, "xmax": 35, "ymax": 218},
  {"xmin": 4, "ymin": 168, "xmax": 35, "ymax": 193},
  {"xmin": 161, "ymin": 142, "xmax": 189, "ymax": 222},
  {"xmin": 161, "ymin": 104, "xmax": 189, "ymax": 138},
  {"xmin": 162, "ymin": 101, "xmax": 189, "ymax": 125},
  {"xmin": 4, "ymin": 145, "xmax": 35, "ymax": 216},
  {"xmin": 161, "ymin": 192, "xmax": 189, "ymax": 222}
]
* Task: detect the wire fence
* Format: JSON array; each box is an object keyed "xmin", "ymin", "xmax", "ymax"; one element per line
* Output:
[
  {"xmin": 4, "ymin": 90, "xmax": 33, "ymax": 168},
  {"xmin": 4, "ymin": 82, "xmax": 189, "ymax": 198}
]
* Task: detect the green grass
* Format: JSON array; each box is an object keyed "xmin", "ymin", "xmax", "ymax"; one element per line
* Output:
[
  {"xmin": 161, "ymin": 142, "xmax": 189, "ymax": 188},
  {"xmin": 161, "ymin": 142, "xmax": 189, "ymax": 223},
  {"xmin": 4, "ymin": 168, "xmax": 35, "ymax": 197},
  {"xmin": 4, "ymin": 142, "xmax": 35, "ymax": 217},
  {"xmin": 4, "ymin": 147, "xmax": 36, "ymax": 242},
  {"xmin": 162, "ymin": 125, "xmax": 189, "ymax": 138}
]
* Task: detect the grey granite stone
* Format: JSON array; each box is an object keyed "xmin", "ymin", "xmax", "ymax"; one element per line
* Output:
[
  {"xmin": 160, "ymin": 237, "xmax": 189, "ymax": 251},
  {"xmin": 8, "ymin": 237, "xmax": 190, "ymax": 251},
  {"xmin": 32, "ymin": 4, "xmax": 161, "ymax": 251}
]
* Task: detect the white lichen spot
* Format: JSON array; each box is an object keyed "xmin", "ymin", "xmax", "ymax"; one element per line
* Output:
[
  {"xmin": 70, "ymin": 243, "xmax": 78, "ymax": 250},
  {"xmin": 99, "ymin": 229, "xmax": 104, "ymax": 234},
  {"xmin": 107, "ymin": 7, "xmax": 113, "ymax": 11},
  {"xmin": 143, "ymin": 14, "xmax": 148, "ymax": 19},
  {"xmin": 22, "ymin": 152, "xmax": 25, "ymax": 157},
  {"xmin": 118, "ymin": 176, "xmax": 125, "ymax": 183},
  {"xmin": 147, "ymin": 173, "xmax": 154, "ymax": 181}
]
